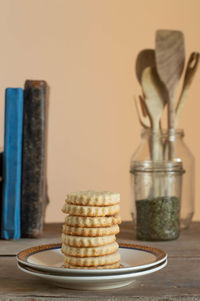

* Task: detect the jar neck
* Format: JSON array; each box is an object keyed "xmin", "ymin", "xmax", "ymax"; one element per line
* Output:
[
  {"xmin": 130, "ymin": 160, "xmax": 184, "ymax": 174},
  {"xmin": 141, "ymin": 129, "xmax": 184, "ymax": 139}
]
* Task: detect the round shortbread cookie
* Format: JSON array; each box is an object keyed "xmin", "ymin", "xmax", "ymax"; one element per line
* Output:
[
  {"xmin": 66, "ymin": 191, "xmax": 120, "ymax": 206},
  {"xmin": 63, "ymin": 262, "xmax": 120, "ymax": 269},
  {"xmin": 61, "ymin": 233, "xmax": 116, "ymax": 247},
  {"xmin": 65, "ymin": 215, "xmax": 121, "ymax": 228},
  {"xmin": 61, "ymin": 242, "xmax": 119, "ymax": 257},
  {"xmin": 62, "ymin": 224, "xmax": 120, "ymax": 237},
  {"xmin": 62, "ymin": 203, "xmax": 120, "ymax": 217},
  {"xmin": 64, "ymin": 251, "xmax": 120, "ymax": 267}
]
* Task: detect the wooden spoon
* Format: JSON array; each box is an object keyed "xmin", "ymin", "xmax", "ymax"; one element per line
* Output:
[
  {"xmin": 136, "ymin": 48, "xmax": 168, "ymax": 110},
  {"xmin": 141, "ymin": 66, "xmax": 166, "ymax": 161},
  {"xmin": 176, "ymin": 52, "xmax": 200, "ymax": 126},
  {"xmin": 139, "ymin": 94, "xmax": 153, "ymax": 126},
  {"xmin": 155, "ymin": 30, "xmax": 185, "ymax": 158},
  {"xmin": 136, "ymin": 49, "xmax": 155, "ymax": 84}
]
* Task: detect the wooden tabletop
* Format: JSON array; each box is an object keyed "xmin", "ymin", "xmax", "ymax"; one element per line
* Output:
[{"xmin": 1, "ymin": 221, "xmax": 200, "ymax": 300}]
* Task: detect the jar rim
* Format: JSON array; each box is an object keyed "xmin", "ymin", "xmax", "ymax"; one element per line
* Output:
[{"xmin": 130, "ymin": 160, "xmax": 185, "ymax": 174}]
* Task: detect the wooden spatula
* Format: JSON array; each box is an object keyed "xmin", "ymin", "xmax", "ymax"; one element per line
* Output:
[
  {"xmin": 155, "ymin": 30, "xmax": 185, "ymax": 158},
  {"xmin": 176, "ymin": 52, "xmax": 200, "ymax": 126}
]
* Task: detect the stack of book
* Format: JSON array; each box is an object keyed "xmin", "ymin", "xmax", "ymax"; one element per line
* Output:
[{"xmin": 0, "ymin": 80, "xmax": 49, "ymax": 239}]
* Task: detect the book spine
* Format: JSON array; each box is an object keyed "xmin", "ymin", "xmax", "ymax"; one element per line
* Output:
[
  {"xmin": 0, "ymin": 152, "xmax": 3, "ymax": 236},
  {"xmin": 21, "ymin": 80, "xmax": 48, "ymax": 238},
  {"xmin": 1, "ymin": 88, "xmax": 24, "ymax": 239}
]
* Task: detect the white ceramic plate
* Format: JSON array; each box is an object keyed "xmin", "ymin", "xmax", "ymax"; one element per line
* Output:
[
  {"xmin": 16, "ymin": 242, "xmax": 167, "ymax": 275},
  {"xmin": 18, "ymin": 259, "xmax": 167, "ymax": 290}
]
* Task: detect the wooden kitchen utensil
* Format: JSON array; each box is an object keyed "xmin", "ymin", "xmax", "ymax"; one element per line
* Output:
[
  {"xmin": 176, "ymin": 52, "xmax": 200, "ymax": 126},
  {"xmin": 136, "ymin": 49, "xmax": 155, "ymax": 84},
  {"xmin": 136, "ymin": 48, "xmax": 167, "ymax": 128},
  {"xmin": 139, "ymin": 95, "xmax": 148, "ymax": 118},
  {"xmin": 141, "ymin": 66, "xmax": 166, "ymax": 161},
  {"xmin": 134, "ymin": 95, "xmax": 151, "ymax": 129},
  {"xmin": 139, "ymin": 94, "xmax": 153, "ymax": 128},
  {"xmin": 155, "ymin": 30, "xmax": 185, "ymax": 159}
]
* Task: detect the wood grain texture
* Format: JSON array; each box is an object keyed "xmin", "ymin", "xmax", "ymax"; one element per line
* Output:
[
  {"xmin": 0, "ymin": 222, "xmax": 200, "ymax": 300},
  {"xmin": 141, "ymin": 66, "xmax": 166, "ymax": 161},
  {"xmin": 134, "ymin": 95, "xmax": 150, "ymax": 129},
  {"xmin": 1, "ymin": 257, "xmax": 200, "ymax": 300},
  {"xmin": 155, "ymin": 30, "xmax": 185, "ymax": 159},
  {"xmin": 155, "ymin": 30, "xmax": 185, "ymax": 102},
  {"xmin": 1, "ymin": 222, "xmax": 200, "ymax": 257},
  {"xmin": 141, "ymin": 67, "xmax": 166, "ymax": 132},
  {"xmin": 176, "ymin": 52, "xmax": 200, "ymax": 126},
  {"xmin": 136, "ymin": 49, "xmax": 155, "ymax": 84}
]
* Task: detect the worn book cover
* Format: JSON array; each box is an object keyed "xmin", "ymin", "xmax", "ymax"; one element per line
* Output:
[
  {"xmin": 21, "ymin": 80, "xmax": 49, "ymax": 238},
  {"xmin": 1, "ymin": 88, "xmax": 24, "ymax": 239},
  {"xmin": 0, "ymin": 152, "xmax": 3, "ymax": 233}
]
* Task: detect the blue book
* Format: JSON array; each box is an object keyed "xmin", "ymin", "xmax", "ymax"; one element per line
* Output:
[{"xmin": 1, "ymin": 88, "xmax": 24, "ymax": 239}]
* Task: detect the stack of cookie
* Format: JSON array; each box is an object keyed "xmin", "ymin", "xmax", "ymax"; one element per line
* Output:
[{"xmin": 61, "ymin": 191, "xmax": 121, "ymax": 269}]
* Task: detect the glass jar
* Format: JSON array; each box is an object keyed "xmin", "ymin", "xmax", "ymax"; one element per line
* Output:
[
  {"xmin": 130, "ymin": 161, "xmax": 184, "ymax": 241},
  {"xmin": 130, "ymin": 129, "xmax": 195, "ymax": 229}
]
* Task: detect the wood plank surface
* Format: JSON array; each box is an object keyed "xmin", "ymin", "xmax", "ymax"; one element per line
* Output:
[
  {"xmin": 0, "ymin": 222, "xmax": 200, "ymax": 300},
  {"xmin": 0, "ymin": 223, "xmax": 62, "ymax": 255},
  {"xmin": 0, "ymin": 256, "xmax": 199, "ymax": 300},
  {"xmin": 1, "ymin": 222, "xmax": 200, "ymax": 257}
]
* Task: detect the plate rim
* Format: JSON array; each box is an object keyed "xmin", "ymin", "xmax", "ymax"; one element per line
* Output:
[
  {"xmin": 17, "ymin": 259, "xmax": 168, "ymax": 281},
  {"xmin": 16, "ymin": 242, "xmax": 167, "ymax": 274}
]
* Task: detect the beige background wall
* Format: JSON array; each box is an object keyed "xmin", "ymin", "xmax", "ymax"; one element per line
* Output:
[{"xmin": 0, "ymin": 0, "xmax": 199, "ymax": 222}]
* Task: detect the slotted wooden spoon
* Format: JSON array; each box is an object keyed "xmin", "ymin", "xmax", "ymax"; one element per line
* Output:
[{"xmin": 155, "ymin": 30, "xmax": 185, "ymax": 159}]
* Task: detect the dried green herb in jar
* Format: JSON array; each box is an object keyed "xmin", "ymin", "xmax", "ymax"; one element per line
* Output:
[{"xmin": 136, "ymin": 196, "xmax": 180, "ymax": 241}]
